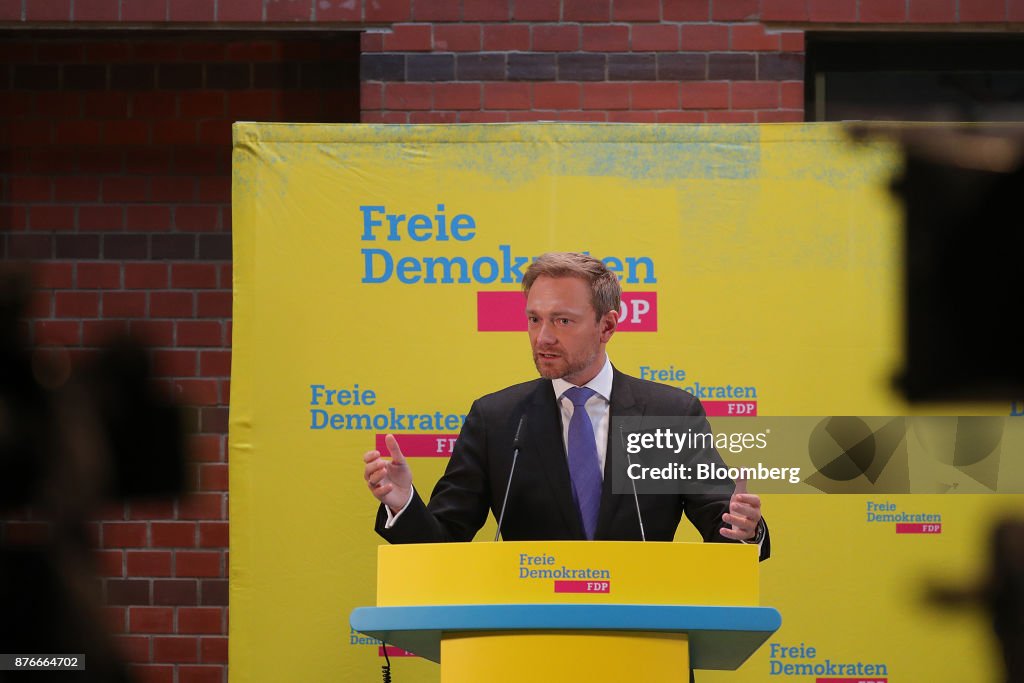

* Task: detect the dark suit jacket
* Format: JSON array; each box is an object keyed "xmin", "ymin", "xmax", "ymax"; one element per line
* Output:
[{"xmin": 376, "ymin": 368, "xmax": 770, "ymax": 560}]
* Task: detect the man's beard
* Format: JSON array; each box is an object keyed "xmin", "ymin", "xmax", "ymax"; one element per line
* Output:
[{"xmin": 532, "ymin": 347, "xmax": 600, "ymax": 382}]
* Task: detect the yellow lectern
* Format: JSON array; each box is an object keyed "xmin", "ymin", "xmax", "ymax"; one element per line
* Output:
[{"xmin": 350, "ymin": 541, "xmax": 780, "ymax": 683}]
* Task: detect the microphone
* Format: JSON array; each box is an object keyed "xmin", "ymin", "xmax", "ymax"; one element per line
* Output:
[
  {"xmin": 494, "ymin": 414, "xmax": 527, "ymax": 542},
  {"xmin": 618, "ymin": 425, "xmax": 646, "ymax": 542}
]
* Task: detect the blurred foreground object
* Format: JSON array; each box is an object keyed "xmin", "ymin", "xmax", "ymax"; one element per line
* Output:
[
  {"xmin": 0, "ymin": 266, "xmax": 186, "ymax": 682},
  {"xmin": 854, "ymin": 124, "xmax": 1024, "ymax": 401},
  {"xmin": 927, "ymin": 519, "xmax": 1024, "ymax": 683}
]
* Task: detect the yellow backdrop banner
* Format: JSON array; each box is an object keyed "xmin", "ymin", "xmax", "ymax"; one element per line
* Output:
[{"xmin": 230, "ymin": 123, "xmax": 1018, "ymax": 683}]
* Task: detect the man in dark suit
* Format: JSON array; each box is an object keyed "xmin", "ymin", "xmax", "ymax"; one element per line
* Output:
[{"xmin": 364, "ymin": 252, "xmax": 768, "ymax": 557}]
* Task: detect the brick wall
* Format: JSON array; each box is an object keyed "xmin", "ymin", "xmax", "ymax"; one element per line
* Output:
[
  {"xmin": 0, "ymin": 31, "xmax": 357, "ymax": 683},
  {"xmin": 0, "ymin": 2, "xmax": 1018, "ymax": 683}
]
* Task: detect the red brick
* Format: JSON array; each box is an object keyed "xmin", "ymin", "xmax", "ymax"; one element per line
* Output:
[
  {"xmin": 179, "ymin": 607, "xmax": 222, "ymax": 634},
  {"xmin": 170, "ymin": 264, "xmax": 218, "ymax": 289},
  {"xmin": 382, "ymin": 23, "xmax": 432, "ymax": 51},
  {"xmin": 124, "ymin": 264, "xmax": 168, "ymax": 289},
  {"xmin": 35, "ymin": 263, "xmax": 74, "ymax": 289},
  {"xmin": 216, "ymin": 0, "xmax": 261, "ymax": 21},
  {"xmin": 83, "ymin": 320, "xmax": 129, "ymax": 346},
  {"xmin": 484, "ymin": 82, "xmax": 531, "ymax": 109},
  {"xmin": 757, "ymin": 110, "xmax": 802, "ymax": 122},
  {"xmin": 153, "ymin": 121, "xmax": 197, "ymax": 146},
  {"xmin": 176, "ymin": 551, "xmax": 222, "ymax": 577},
  {"xmin": 732, "ymin": 81, "xmax": 779, "ymax": 108},
  {"xmin": 104, "ymin": 522, "xmax": 148, "ymax": 548},
  {"xmin": 731, "ymin": 24, "xmax": 781, "ymax": 50},
  {"xmin": 30, "ymin": 206, "xmax": 75, "ymax": 230},
  {"xmin": 264, "ymin": 0, "xmax": 310, "ymax": 20},
  {"xmin": 125, "ymin": 149, "xmax": 172, "ymax": 175},
  {"xmin": 75, "ymin": 0, "xmax": 121, "ymax": 20},
  {"xmin": 681, "ymin": 81, "xmax": 730, "ymax": 109},
  {"xmin": 0, "ymin": 0, "xmax": 22, "ymax": 20},
  {"xmin": 554, "ymin": 110, "xmax": 608, "ymax": 121},
  {"xmin": 707, "ymin": 110, "xmax": 758, "ymax": 122},
  {"xmin": 462, "ymin": 1, "xmax": 509, "ymax": 19},
  {"xmin": 122, "ymin": 0, "xmax": 167, "ymax": 21},
  {"xmin": 150, "ymin": 177, "xmax": 195, "ymax": 203},
  {"xmin": 781, "ymin": 81, "xmax": 803, "ymax": 108},
  {"xmin": 532, "ymin": 23, "xmax": 580, "ymax": 51},
  {"xmin": 26, "ymin": 0, "xmax": 71, "ymax": 19},
  {"xmin": 26, "ymin": 292, "xmax": 53, "ymax": 320},
  {"xmin": 632, "ymin": 23, "xmax": 679, "ymax": 50},
  {"xmin": 176, "ymin": 205, "xmax": 220, "ymax": 231},
  {"xmin": 129, "ymin": 607, "xmax": 173, "ymax": 634},
  {"xmin": 483, "ymin": 23, "xmax": 531, "ymax": 50},
  {"xmin": 198, "ymin": 178, "xmax": 230, "ymax": 203},
  {"xmin": 153, "ymin": 636, "xmax": 199, "ymax": 663},
  {"xmin": 199, "ymin": 521, "xmax": 228, "ymax": 547},
  {"xmin": 219, "ymin": 264, "xmax": 232, "ymax": 289},
  {"xmin": 178, "ymin": 666, "xmax": 222, "ymax": 683},
  {"xmin": 78, "ymin": 206, "xmax": 124, "ymax": 231},
  {"xmin": 102, "ymin": 178, "xmax": 145, "ymax": 203},
  {"xmin": 859, "ymin": 0, "xmax": 906, "ymax": 21},
  {"xmin": 175, "ymin": 379, "xmax": 220, "ymax": 406},
  {"xmin": 103, "ymin": 606, "xmax": 127, "ymax": 634},
  {"xmin": 169, "ymin": 0, "xmax": 214, "ymax": 20},
  {"xmin": 153, "ymin": 349, "xmax": 198, "ymax": 378},
  {"xmin": 582, "ymin": 82, "xmax": 630, "ymax": 110},
  {"xmin": 78, "ymin": 263, "xmax": 121, "ymax": 289},
  {"xmin": 54, "ymin": 177, "xmax": 100, "ymax": 203},
  {"xmin": 126, "ymin": 500, "xmax": 175, "ymax": 520},
  {"xmin": 179, "ymin": 92, "xmax": 225, "ymax": 119},
  {"xmin": 513, "ymin": 0, "xmax": 559, "ymax": 19},
  {"xmin": 384, "ymin": 83, "xmax": 433, "ymax": 110},
  {"xmin": 197, "ymin": 292, "xmax": 232, "ymax": 319},
  {"xmin": 95, "ymin": 550, "xmax": 124, "ymax": 577},
  {"xmin": 780, "ymin": 31, "xmax": 805, "ymax": 51},
  {"xmin": 433, "ymin": 23, "xmax": 482, "ymax": 51},
  {"xmin": 760, "ymin": 0, "xmax": 808, "ymax": 20},
  {"xmin": 200, "ymin": 637, "xmax": 227, "ymax": 664},
  {"xmin": 6, "ymin": 522, "xmax": 51, "ymax": 544},
  {"xmin": 153, "ymin": 579, "xmax": 197, "ymax": 606},
  {"xmin": 533, "ymin": 82, "xmax": 580, "ymax": 109},
  {"xmin": 606, "ymin": 111, "xmax": 658, "ymax": 122},
  {"xmin": 564, "ymin": 0, "xmax": 610, "ymax": 21},
  {"xmin": 681, "ymin": 24, "xmax": 730, "ymax": 50},
  {"xmin": 133, "ymin": 93, "xmax": 177, "ymax": 121},
  {"xmin": 126, "ymin": 206, "xmax": 172, "ymax": 231},
  {"xmin": 130, "ymin": 320, "xmax": 174, "ymax": 347},
  {"xmin": 179, "ymin": 493, "xmax": 225, "ymax": 521},
  {"xmin": 713, "ymin": 0, "xmax": 759, "ymax": 19},
  {"xmin": 34, "ymin": 321, "xmax": 79, "ymax": 348},
  {"xmin": 127, "ymin": 551, "xmax": 173, "ymax": 578},
  {"xmin": 407, "ymin": 111, "xmax": 456, "ymax": 123},
  {"xmin": 908, "ymin": 0, "xmax": 956, "ymax": 21},
  {"xmin": 151, "ymin": 522, "xmax": 195, "ymax": 548},
  {"xmin": 10, "ymin": 176, "xmax": 51, "ymax": 202},
  {"xmin": 114, "ymin": 635, "xmax": 151, "ymax": 663},
  {"xmin": 103, "ymin": 292, "xmax": 147, "ymax": 318},
  {"xmin": 190, "ymin": 434, "xmax": 223, "ymax": 463},
  {"xmin": 411, "ymin": 0, "xmax": 459, "ymax": 19},
  {"xmin": 1011, "ymin": 0, "xmax": 1024, "ymax": 21},
  {"xmin": 129, "ymin": 665, "xmax": 174, "ymax": 683},
  {"xmin": 84, "ymin": 93, "xmax": 130, "ymax": 119},
  {"xmin": 364, "ymin": 0, "xmax": 411, "ymax": 20},
  {"xmin": 630, "ymin": 82, "xmax": 679, "ymax": 109},
  {"xmin": 612, "ymin": 0, "xmax": 659, "ymax": 19},
  {"xmin": 581, "ymin": 24, "xmax": 629, "ymax": 51},
  {"xmin": 151, "ymin": 292, "xmax": 194, "ymax": 318},
  {"xmin": 960, "ymin": 0, "xmax": 1005, "ymax": 21},
  {"xmin": 55, "ymin": 292, "xmax": 99, "ymax": 318},
  {"xmin": 807, "ymin": 0, "xmax": 856, "ymax": 20}
]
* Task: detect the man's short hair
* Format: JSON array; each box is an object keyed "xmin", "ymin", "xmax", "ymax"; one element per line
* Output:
[{"xmin": 522, "ymin": 252, "xmax": 621, "ymax": 320}]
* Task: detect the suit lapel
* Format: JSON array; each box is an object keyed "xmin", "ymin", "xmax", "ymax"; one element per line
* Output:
[
  {"xmin": 596, "ymin": 368, "xmax": 647, "ymax": 539},
  {"xmin": 528, "ymin": 380, "xmax": 585, "ymax": 538}
]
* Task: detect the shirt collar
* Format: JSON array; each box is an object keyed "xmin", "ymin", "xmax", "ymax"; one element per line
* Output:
[{"xmin": 552, "ymin": 355, "xmax": 613, "ymax": 403}]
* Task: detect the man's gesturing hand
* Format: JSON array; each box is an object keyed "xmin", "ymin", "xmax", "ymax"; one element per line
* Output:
[
  {"xmin": 364, "ymin": 434, "xmax": 413, "ymax": 514},
  {"xmin": 720, "ymin": 477, "xmax": 762, "ymax": 542}
]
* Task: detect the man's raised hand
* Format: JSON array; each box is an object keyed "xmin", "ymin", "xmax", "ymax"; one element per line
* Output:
[{"xmin": 363, "ymin": 434, "xmax": 414, "ymax": 513}]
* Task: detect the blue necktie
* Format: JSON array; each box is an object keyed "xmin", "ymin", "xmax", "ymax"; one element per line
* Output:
[{"xmin": 564, "ymin": 386, "xmax": 602, "ymax": 540}]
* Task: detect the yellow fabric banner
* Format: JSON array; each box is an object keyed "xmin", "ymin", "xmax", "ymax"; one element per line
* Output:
[{"xmin": 230, "ymin": 123, "xmax": 1017, "ymax": 682}]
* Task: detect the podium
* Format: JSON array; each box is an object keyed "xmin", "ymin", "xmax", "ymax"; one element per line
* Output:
[{"xmin": 350, "ymin": 541, "xmax": 780, "ymax": 682}]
